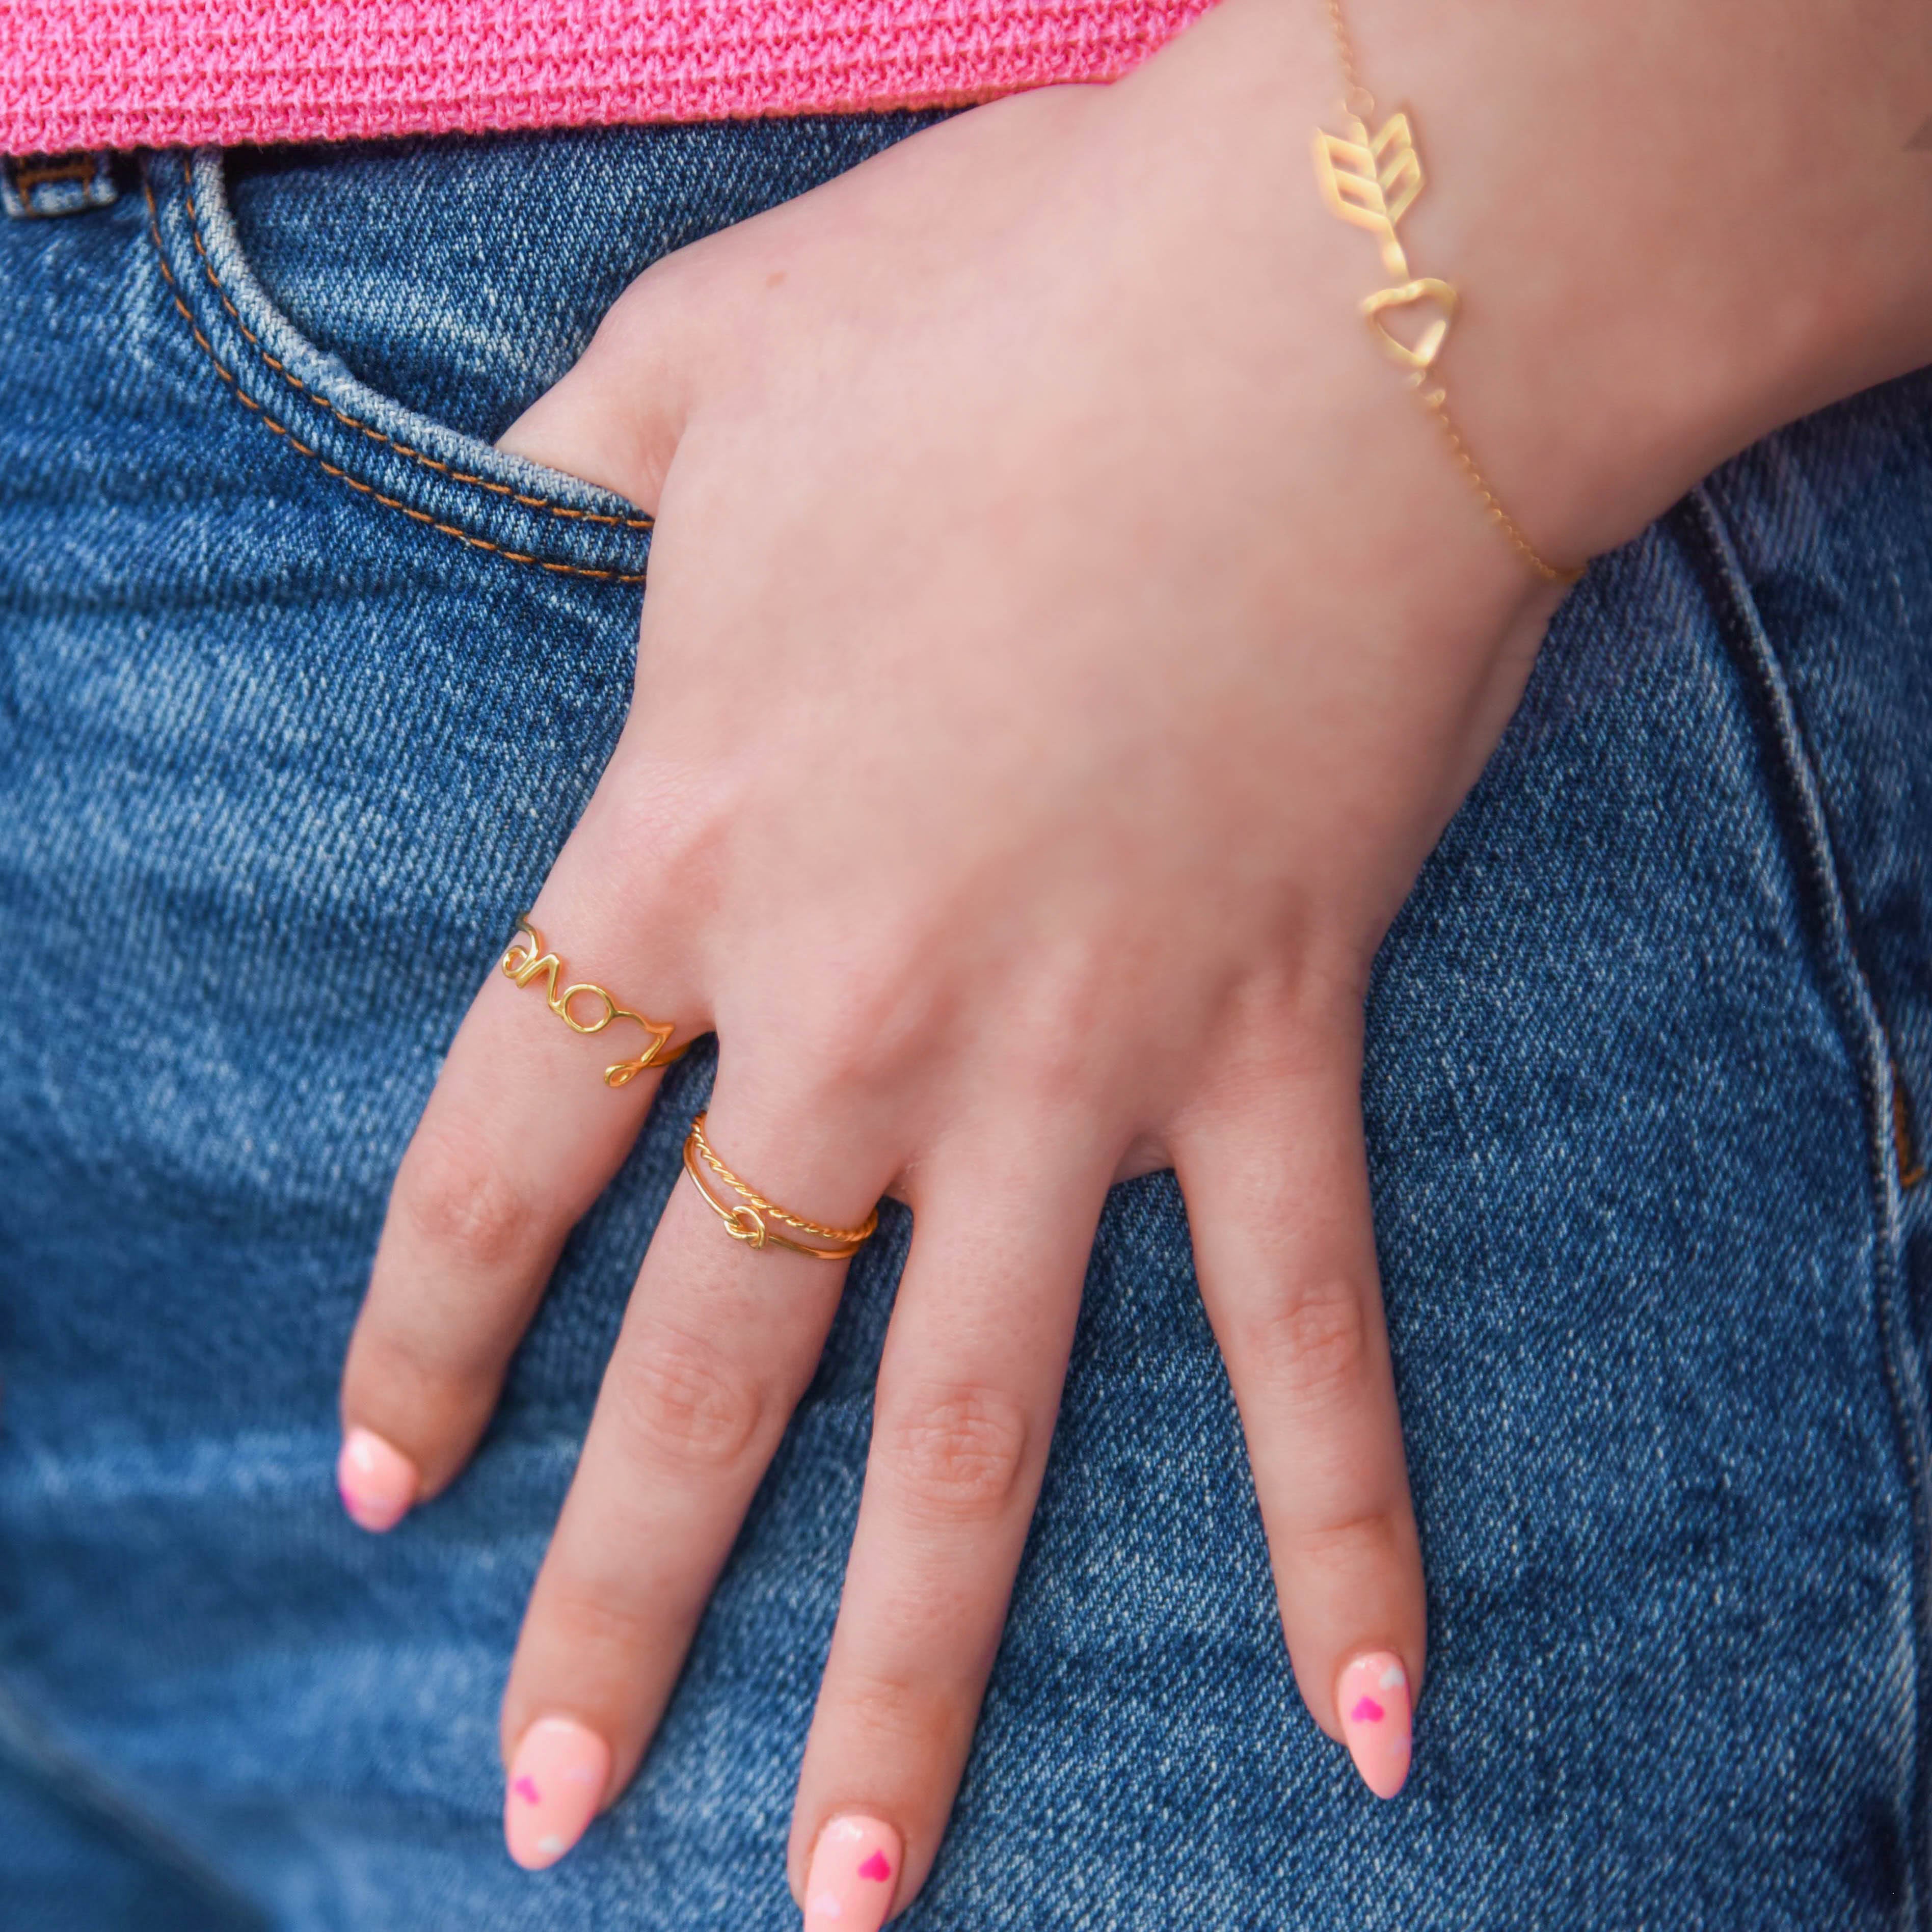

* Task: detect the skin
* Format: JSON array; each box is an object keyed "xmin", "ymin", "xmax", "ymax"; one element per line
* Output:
[{"xmin": 337, "ymin": 0, "xmax": 1932, "ymax": 1907}]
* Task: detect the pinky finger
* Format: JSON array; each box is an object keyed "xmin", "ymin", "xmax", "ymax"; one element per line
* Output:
[{"xmin": 1173, "ymin": 1017, "xmax": 1425, "ymax": 1799}]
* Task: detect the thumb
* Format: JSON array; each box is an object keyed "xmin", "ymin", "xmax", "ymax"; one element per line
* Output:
[{"xmin": 495, "ymin": 259, "xmax": 702, "ymax": 519}]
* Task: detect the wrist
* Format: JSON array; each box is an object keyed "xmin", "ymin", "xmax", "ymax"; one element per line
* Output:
[
  {"xmin": 1381, "ymin": 0, "xmax": 1932, "ymax": 564},
  {"xmin": 1123, "ymin": 0, "xmax": 1932, "ymax": 573}
]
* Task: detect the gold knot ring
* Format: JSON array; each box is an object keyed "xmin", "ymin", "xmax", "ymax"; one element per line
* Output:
[
  {"xmin": 682, "ymin": 1112, "xmax": 879, "ymax": 1262},
  {"xmin": 499, "ymin": 917, "xmax": 687, "ymax": 1088}
]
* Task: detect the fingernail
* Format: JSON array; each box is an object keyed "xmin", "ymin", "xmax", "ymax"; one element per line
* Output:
[
  {"xmin": 803, "ymin": 1814, "xmax": 902, "ymax": 1931},
  {"xmin": 335, "ymin": 1427, "xmax": 417, "ymax": 1532},
  {"xmin": 503, "ymin": 1716, "xmax": 611, "ymax": 1870},
  {"xmin": 1337, "ymin": 1651, "xmax": 1413, "ymax": 1799}
]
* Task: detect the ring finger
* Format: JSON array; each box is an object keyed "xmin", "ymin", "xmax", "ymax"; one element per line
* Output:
[{"xmin": 786, "ymin": 1116, "xmax": 1110, "ymax": 1929}]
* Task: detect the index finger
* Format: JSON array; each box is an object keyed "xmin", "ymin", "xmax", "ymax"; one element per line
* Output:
[{"xmin": 337, "ymin": 887, "xmax": 700, "ymax": 1528}]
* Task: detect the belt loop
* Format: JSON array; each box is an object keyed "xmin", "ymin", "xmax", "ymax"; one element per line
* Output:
[{"xmin": 2, "ymin": 151, "xmax": 119, "ymax": 219}]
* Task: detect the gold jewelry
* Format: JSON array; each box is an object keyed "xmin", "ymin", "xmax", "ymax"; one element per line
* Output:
[
  {"xmin": 499, "ymin": 917, "xmax": 687, "ymax": 1088},
  {"xmin": 682, "ymin": 1112, "xmax": 879, "ymax": 1261},
  {"xmin": 1313, "ymin": 3, "xmax": 1584, "ymax": 585}
]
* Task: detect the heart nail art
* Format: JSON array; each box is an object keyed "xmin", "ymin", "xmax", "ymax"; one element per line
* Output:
[
  {"xmin": 1338, "ymin": 1653, "xmax": 1413, "ymax": 1801},
  {"xmin": 503, "ymin": 1718, "xmax": 611, "ymax": 1871},
  {"xmin": 804, "ymin": 1816, "xmax": 902, "ymax": 1932}
]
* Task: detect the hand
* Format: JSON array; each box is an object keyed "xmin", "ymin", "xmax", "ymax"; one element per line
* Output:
[{"xmin": 334, "ymin": 0, "xmax": 1932, "ymax": 1917}]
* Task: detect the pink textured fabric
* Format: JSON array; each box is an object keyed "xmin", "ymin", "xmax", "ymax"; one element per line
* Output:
[{"xmin": 0, "ymin": 2, "xmax": 1215, "ymax": 154}]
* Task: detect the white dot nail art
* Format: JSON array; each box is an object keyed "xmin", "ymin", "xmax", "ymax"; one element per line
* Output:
[
  {"xmin": 811, "ymin": 1892, "xmax": 845, "ymax": 1918},
  {"xmin": 536, "ymin": 1835, "xmax": 566, "ymax": 1856},
  {"xmin": 1379, "ymin": 1664, "xmax": 1406, "ymax": 1689}
]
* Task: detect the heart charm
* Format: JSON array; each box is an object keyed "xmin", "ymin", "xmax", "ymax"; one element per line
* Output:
[{"xmin": 1360, "ymin": 277, "xmax": 1457, "ymax": 372}]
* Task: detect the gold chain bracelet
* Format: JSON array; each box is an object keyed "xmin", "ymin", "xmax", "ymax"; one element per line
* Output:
[{"xmin": 1313, "ymin": 2, "xmax": 1584, "ymax": 585}]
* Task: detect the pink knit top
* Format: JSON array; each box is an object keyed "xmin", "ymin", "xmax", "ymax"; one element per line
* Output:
[{"xmin": 0, "ymin": 2, "xmax": 1214, "ymax": 154}]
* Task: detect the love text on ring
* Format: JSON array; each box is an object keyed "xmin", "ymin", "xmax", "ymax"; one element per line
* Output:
[{"xmin": 499, "ymin": 917, "xmax": 687, "ymax": 1088}]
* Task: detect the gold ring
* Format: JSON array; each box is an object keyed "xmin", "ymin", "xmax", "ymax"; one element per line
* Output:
[
  {"xmin": 500, "ymin": 917, "xmax": 687, "ymax": 1088},
  {"xmin": 682, "ymin": 1112, "xmax": 879, "ymax": 1261}
]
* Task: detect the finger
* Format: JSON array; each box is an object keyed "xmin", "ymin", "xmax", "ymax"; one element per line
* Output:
[
  {"xmin": 496, "ymin": 255, "xmax": 705, "ymax": 514},
  {"xmin": 1173, "ymin": 1009, "xmax": 1424, "ymax": 1801},
  {"xmin": 496, "ymin": 1080, "xmax": 896, "ymax": 1869},
  {"xmin": 337, "ymin": 842, "xmax": 701, "ymax": 1530},
  {"xmin": 787, "ymin": 1126, "xmax": 1108, "ymax": 1928}
]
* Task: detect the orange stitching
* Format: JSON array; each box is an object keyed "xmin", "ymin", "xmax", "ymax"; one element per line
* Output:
[
  {"xmin": 177, "ymin": 168, "xmax": 654, "ymax": 533},
  {"xmin": 181, "ymin": 174, "xmax": 652, "ymax": 529},
  {"xmin": 1896, "ymin": 1076, "xmax": 1926, "ymax": 1190},
  {"xmin": 143, "ymin": 168, "xmax": 649, "ymax": 587}
]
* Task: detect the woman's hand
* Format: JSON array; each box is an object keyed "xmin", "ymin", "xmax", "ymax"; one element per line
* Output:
[{"xmin": 334, "ymin": 0, "xmax": 1930, "ymax": 1918}]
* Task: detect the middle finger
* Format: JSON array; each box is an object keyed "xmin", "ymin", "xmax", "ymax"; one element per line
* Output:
[{"xmin": 497, "ymin": 1076, "xmax": 897, "ymax": 1868}]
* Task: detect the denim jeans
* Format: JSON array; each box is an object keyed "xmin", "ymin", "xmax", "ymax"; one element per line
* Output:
[{"xmin": 0, "ymin": 122, "xmax": 1928, "ymax": 1932}]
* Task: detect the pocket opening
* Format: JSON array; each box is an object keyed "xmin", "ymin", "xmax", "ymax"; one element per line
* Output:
[{"xmin": 141, "ymin": 148, "xmax": 654, "ymax": 585}]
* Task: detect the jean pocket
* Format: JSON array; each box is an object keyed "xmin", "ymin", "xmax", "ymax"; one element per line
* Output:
[{"xmin": 140, "ymin": 148, "xmax": 655, "ymax": 585}]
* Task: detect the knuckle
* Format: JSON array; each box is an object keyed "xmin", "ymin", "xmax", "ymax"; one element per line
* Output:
[
  {"xmin": 1288, "ymin": 1508, "xmax": 1405, "ymax": 1577},
  {"xmin": 875, "ymin": 1383, "xmax": 1032, "ymax": 1524},
  {"xmin": 789, "ymin": 994, "xmax": 913, "ymax": 1097},
  {"xmin": 828, "ymin": 1668, "xmax": 963, "ymax": 1758},
  {"xmin": 606, "ymin": 1322, "xmax": 768, "ymax": 1474},
  {"xmin": 531, "ymin": 1574, "xmax": 664, "ymax": 1660},
  {"xmin": 348, "ymin": 1316, "xmax": 491, "ymax": 1415},
  {"xmin": 762, "ymin": 919, "xmax": 943, "ymax": 1097},
  {"xmin": 1243, "ymin": 1276, "xmax": 1373, "ymax": 1415},
  {"xmin": 1002, "ymin": 950, "xmax": 1116, "ymax": 1094},
  {"xmin": 1002, "ymin": 1013, "xmax": 1103, "ymax": 1105},
  {"xmin": 604, "ymin": 758, "xmax": 735, "ymax": 895},
  {"xmin": 393, "ymin": 1125, "xmax": 533, "ymax": 1276}
]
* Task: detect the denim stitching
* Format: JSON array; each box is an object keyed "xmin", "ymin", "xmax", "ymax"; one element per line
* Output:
[
  {"xmin": 141, "ymin": 165, "xmax": 650, "ymax": 585},
  {"xmin": 182, "ymin": 159, "xmax": 653, "ymax": 533},
  {"xmin": 1684, "ymin": 482, "xmax": 1931, "ymax": 1926},
  {"xmin": 1902, "ymin": 1080, "xmax": 1929, "ymax": 1191}
]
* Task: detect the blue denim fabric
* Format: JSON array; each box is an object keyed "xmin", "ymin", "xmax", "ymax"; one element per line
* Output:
[{"xmin": 0, "ymin": 123, "xmax": 1927, "ymax": 1931}]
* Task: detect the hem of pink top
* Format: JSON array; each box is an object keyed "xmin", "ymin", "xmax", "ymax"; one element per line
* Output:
[{"xmin": 0, "ymin": 3, "xmax": 1212, "ymax": 153}]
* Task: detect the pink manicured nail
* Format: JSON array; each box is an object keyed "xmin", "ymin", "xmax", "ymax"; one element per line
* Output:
[
  {"xmin": 1337, "ymin": 1651, "xmax": 1413, "ymax": 1799},
  {"xmin": 335, "ymin": 1427, "xmax": 417, "ymax": 1533},
  {"xmin": 503, "ymin": 1716, "xmax": 611, "ymax": 1871},
  {"xmin": 803, "ymin": 1814, "xmax": 902, "ymax": 1931}
]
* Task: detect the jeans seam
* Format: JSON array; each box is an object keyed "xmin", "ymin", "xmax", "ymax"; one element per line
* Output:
[
  {"xmin": 176, "ymin": 159, "xmax": 654, "ymax": 535},
  {"xmin": 1683, "ymin": 479, "xmax": 1929, "ymax": 1928},
  {"xmin": 139, "ymin": 157, "xmax": 652, "ymax": 587}
]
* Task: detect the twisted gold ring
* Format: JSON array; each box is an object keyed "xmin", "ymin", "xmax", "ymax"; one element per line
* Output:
[
  {"xmin": 500, "ymin": 917, "xmax": 687, "ymax": 1088},
  {"xmin": 682, "ymin": 1112, "xmax": 879, "ymax": 1262}
]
